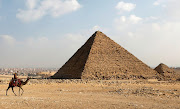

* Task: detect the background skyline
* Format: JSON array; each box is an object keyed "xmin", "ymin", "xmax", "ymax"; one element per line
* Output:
[{"xmin": 0, "ymin": 0, "xmax": 180, "ymax": 68}]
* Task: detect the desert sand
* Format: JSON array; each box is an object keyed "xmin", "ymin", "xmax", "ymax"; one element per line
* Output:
[{"xmin": 0, "ymin": 77, "xmax": 180, "ymax": 109}]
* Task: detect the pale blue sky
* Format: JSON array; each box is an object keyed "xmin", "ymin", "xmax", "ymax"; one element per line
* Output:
[{"xmin": 0, "ymin": 0, "xmax": 180, "ymax": 68}]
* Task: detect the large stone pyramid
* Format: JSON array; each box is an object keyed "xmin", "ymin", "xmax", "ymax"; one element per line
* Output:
[
  {"xmin": 52, "ymin": 31, "xmax": 159, "ymax": 80},
  {"xmin": 154, "ymin": 63, "xmax": 177, "ymax": 80}
]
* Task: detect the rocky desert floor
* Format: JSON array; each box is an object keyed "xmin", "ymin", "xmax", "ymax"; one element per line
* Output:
[{"xmin": 0, "ymin": 77, "xmax": 180, "ymax": 109}]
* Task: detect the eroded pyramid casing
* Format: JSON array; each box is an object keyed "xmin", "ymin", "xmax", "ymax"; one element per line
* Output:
[{"xmin": 52, "ymin": 31, "xmax": 160, "ymax": 79}]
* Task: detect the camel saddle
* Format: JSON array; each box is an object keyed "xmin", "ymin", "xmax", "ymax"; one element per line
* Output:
[{"xmin": 11, "ymin": 79, "xmax": 22, "ymax": 86}]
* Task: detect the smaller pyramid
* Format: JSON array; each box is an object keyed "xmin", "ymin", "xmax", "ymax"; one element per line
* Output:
[{"xmin": 154, "ymin": 63, "xmax": 177, "ymax": 80}]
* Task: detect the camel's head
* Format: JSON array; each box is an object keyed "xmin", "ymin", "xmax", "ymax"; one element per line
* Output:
[{"xmin": 27, "ymin": 77, "xmax": 31, "ymax": 80}]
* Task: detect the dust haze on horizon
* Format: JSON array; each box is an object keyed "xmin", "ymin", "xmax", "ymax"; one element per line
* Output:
[{"xmin": 0, "ymin": 0, "xmax": 180, "ymax": 68}]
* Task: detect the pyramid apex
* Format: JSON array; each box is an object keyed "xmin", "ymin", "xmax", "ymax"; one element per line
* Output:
[
  {"xmin": 93, "ymin": 31, "xmax": 104, "ymax": 35},
  {"xmin": 160, "ymin": 63, "xmax": 165, "ymax": 65},
  {"xmin": 91, "ymin": 31, "xmax": 108, "ymax": 39},
  {"xmin": 159, "ymin": 63, "xmax": 167, "ymax": 67},
  {"xmin": 95, "ymin": 30, "xmax": 102, "ymax": 33}
]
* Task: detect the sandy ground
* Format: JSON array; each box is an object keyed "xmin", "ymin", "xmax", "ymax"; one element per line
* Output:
[{"xmin": 0, "ymin": 78, "xmax": 180, "ymax": 109}]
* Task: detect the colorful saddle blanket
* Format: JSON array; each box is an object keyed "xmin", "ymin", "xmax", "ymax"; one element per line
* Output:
[{"xmin": 11, "ymin": 79, "xmax": 22, "ymax": 86}]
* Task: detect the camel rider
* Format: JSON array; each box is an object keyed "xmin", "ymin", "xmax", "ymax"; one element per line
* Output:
[{"xmin": 13, "ymin": 72, "xmax": 18, "ymax": 83}]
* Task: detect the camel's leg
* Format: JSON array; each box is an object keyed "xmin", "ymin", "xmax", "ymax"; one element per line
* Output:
[
  {"xmin": 20, "ymin": 87, "xmax": 24, "ymax": 96},
  {"xmin": 11, "ymin": 87, "xmax": 17, "ymax": 96},
  {"xmin": 19, "ymin": 87, "xmax": 20, "ymax": 96},
  {"xmin": 6, "ymin": 86, "xmax": 10, "ymax": 96}
]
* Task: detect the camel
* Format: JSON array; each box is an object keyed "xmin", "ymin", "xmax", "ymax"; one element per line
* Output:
[{"xmin": 6, "ymin": 77, "xmax": 30, "ymax": 96}]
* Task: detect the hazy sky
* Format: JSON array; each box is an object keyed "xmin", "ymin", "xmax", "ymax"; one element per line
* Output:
[{"xmin": 0, "ymin": 0, "xmax": 180, "ymax": 68}]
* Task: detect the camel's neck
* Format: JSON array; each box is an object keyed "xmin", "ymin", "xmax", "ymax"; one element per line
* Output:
[{"xmin": 22, "ymin": 78, "xmax": 29, "ymax": 85}]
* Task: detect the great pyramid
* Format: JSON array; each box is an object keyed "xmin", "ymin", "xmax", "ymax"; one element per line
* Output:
[
  {"xmin": 52, "ymin": 31, "xmax": 160, "ymax": 80},
  {"xmin": 154, "ymin": 63, "xmax": 177, "ymax": 80}
]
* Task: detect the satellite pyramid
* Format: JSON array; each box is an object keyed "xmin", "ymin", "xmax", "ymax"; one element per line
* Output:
[
  {"xmin": 52, "ymin": 31, "xmax": 160, "ymax": 80},
  {"xmin": 154, "ymin": 63, "xmax": 177, "ymax": 80}
]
